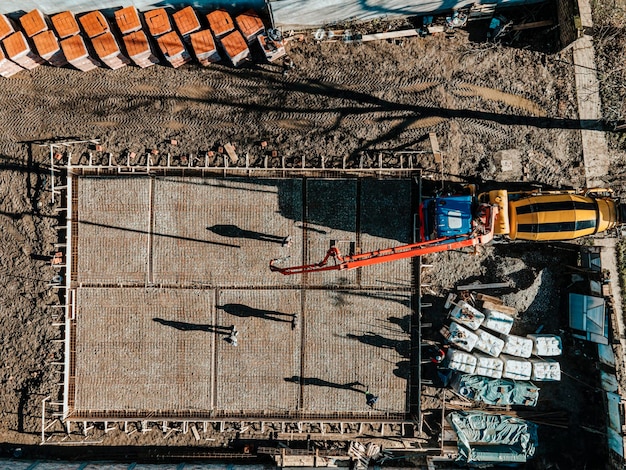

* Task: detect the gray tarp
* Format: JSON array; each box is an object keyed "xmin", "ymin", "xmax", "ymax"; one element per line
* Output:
[
  {"xmin": 451, "ymin": 373, "xmax": 539, "ymax": 407},
  {"xmin": 447, "ymin": 411, "xmax": 538, "ymax": 463}
]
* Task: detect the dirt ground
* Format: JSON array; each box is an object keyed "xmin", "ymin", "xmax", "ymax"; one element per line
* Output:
[{"xmin": 0, "ymin": 4, "xmax": 623, "ymax": 467}]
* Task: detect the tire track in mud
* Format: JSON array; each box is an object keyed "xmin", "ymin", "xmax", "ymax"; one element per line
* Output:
[{"xmin": 451, "ymin": 82, "xmax": 547, "ymax": 117}]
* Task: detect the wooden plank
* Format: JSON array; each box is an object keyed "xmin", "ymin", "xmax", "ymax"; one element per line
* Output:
[
  {"xmin": 429, "ymin": 132, "xmax": 441, "ymax": 163},
  {"xmin": 476, "ymin": 293, "xmax": 504, "ymax": 305},
  {"xmin": 481, "ymin": 300, "xmax": 518, "ymax": 316},
  {"xmin": 190, "ymin": 423, "xmax": 201, "ymax": 441},
  {"xmin": 457, "ymin": 281, "xmax": 512, "ymax": 291},
  {"xmin": 510, "ymin": 20, "xmax": 553, "ymax": 31},
  {"xmin": 224, "ymin": 142, "xmax": 238, "ymax": 163},
  {"xmin": 360, "ymin": 29, "xmax": 421, "ymax": 42}
]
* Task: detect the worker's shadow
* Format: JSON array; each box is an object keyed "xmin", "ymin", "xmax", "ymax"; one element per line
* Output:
[
  {"xmin": 207, "ymin": 224, "xmax": 286, "ymax": 244},
  {"xmin": 345, "ymin": 332, "xmax": 411, "ymax": 358},
  {"xmin": 218, "ymin": 303, "xmax": 296, "ymax": 324},
  {"xmin": 153, "ymin": 317, "xmax": 232, "ymax": 334},
  {"xmin": 284, "ymin": 376, "xmax": 364, "ymax": 393}
]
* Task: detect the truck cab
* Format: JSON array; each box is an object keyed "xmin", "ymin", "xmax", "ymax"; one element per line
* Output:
[{"xmin": 421, "ymin": 195, "xmax": 475, "ymax": 241}]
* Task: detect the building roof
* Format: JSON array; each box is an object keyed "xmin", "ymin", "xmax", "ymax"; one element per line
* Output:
[
  {"xmin": 60, "ymin": 34, "xmax": 88, "ymax": 61},
  {"xmin": 172, "ymin": 6, "xmax": 200, "ymax": 36},
  {"xmin": 114, "ymin": 6, "xmax": 141, "ymax": 35},
  {"xmin": 0, "ymin": 14, "xmax": 14, "ymax": 41},
  {"xmin": 206, "ymin": 10, "xmax": 234, "ymax": 37},
  {"xmin": 79, "ymin": 11, "xmax": 109, "ymax": 38},
  {"xmin": 156, "ymin": 31, "xmax": 184, "ymax": 57},
  {"xmin": 91, "ymin": 31, "xmax": 119, "ymax": 58},
  {"xmin": 51, "ymin": 11, "xmax": 80, "ymax": 38},
  {"xmin": 123, "ymin": 30, "xmax": 150, "ymax": 58},
  {"xmin": 32, "ymin": 30, "xmax": 60, "ymax": 56},
  {"xmin": 568, "ymin": 293, "xmax": 608, "ymax": 344},
  {"xmin": 220, "ymin": 30, "xmax": 248, "ymax": 59},
  {"xmin": 20, "ymin": 9, "xmax": 48, "ymax": 37},
  {"xmin": 144, "ymin": 8, "xmax": 171, "ymax": 37},
  {"xmin": 190, "ymin": 29, "xmax": 217, "ymax": 55},
  {"xmin": 3, "ymin": 31, "xmax": 29, "ymax": 58},
  {"xmin": 235, "ymin": 10, "xmax": 264, "ymax": 40}
]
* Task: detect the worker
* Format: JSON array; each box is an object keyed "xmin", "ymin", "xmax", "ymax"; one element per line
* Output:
[
  {"xmin": 282, "ymin": 56, "xmax": 295, "ymax": 77},
  {"xmin": 227, "ymin": 325, "xmax": 239, "ymax": 347},
  {"xmin": 365, "ymin": 389, "xmax": 379, "ymax": 408}
]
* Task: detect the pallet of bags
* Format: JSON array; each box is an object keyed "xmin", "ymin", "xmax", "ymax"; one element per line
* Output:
[{"xmin": 501, "ymin": 334, "xmax": 533, "ymax": 358}]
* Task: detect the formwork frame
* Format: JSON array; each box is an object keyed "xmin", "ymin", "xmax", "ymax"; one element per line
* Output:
[
  {"xmin": 58, "ymin": 148, "xmax": 430, "ymax": 179},
  {"xmin": 45, "ymin": 153, "xmax": 426, "ymax": 443}
]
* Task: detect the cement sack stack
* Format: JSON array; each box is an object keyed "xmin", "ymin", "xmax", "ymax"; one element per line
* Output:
[
  {"xmin": 51, "ymin": 11, "xmax": 81, "ymax": 39},
  {"xmin": 3, "ymin": 32, "xmax": 44, "ymax": 70},
  {"xmin": 20, "ymin": 9, "xmax": 49, "ymax": 38},
  {"xmin": 92, "ymin": 31, "xmax": 129, "ymax": 69},
  {"xmin": 530, "ymin": 358, "xmax": 561, "ymax": 381},
  {"xmin": 501, "ymin": 334, "xmax": 533, "ymax": 358},
  {"xmin": 446, "ymin": 348, "xmax": 477, "ymax": 374},
  {"xmin": 473, "ymin": 352, "xmax": 504, "ymax": 379},
  {"xmin": 156, "ymin": 31, "xmax": 191, "ymax": 68},
  {"xmin": 235, "ymin": 10, "xmax": 265, "ymax": 43},
  {"xmin": 114, "ymin": 6, "xmax": 143, "ymax": 35},
  {"xmin": 60, "ymin": 35, "xmax": 99, "ymax": 71},
  {"xmin": 190, "ymin": 29, "xmax": 220, "ymax": 66},
  {"xmin": 501, "ymin": 355, "xmax": 532, "ymax": 381},
  {"xmin": 527, "ymin": 334, "xmax": 562, "ymax": 356},
  {"xmin": 32, "ymin": 30, "xmax": 67, "ymax": 67},
  {"xmin": 474, "ymin": 328, "xmax": 504, "ymax": 357},
  {"xmin": 0, "ymin": 46, "xmax": 24, "ymax": 77},
  {"xmin": 449, "ymin": 300, "xmax": 484, "ymax": 330},
  {"xmin": 172, "ymin": 6, "xmax": 201, "ymax": 43},
  {"xmin": 123, "ymin": 30, "xmax": 159, "ymax": 68},
  {"xmin": 0, "ymin": 14, "xmax": 17, "ymax": 41},
  {"xmin": 448, "ymin": 321, "xmax": 478, "ymax": 352},
  {"xmin": 482, "ymin": 307, "xmax": 514, "ymax": 335}
]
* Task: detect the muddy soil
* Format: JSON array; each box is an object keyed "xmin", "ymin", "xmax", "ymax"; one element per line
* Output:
[{"xmin": 0, "ymin": 13, "xmax": 619, "ymax": 467}]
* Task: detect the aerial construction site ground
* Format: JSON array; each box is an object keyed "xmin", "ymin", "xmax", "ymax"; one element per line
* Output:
[{"xmin": 0, "ymin": 2, "xmax": 625, "ymax": 469}]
